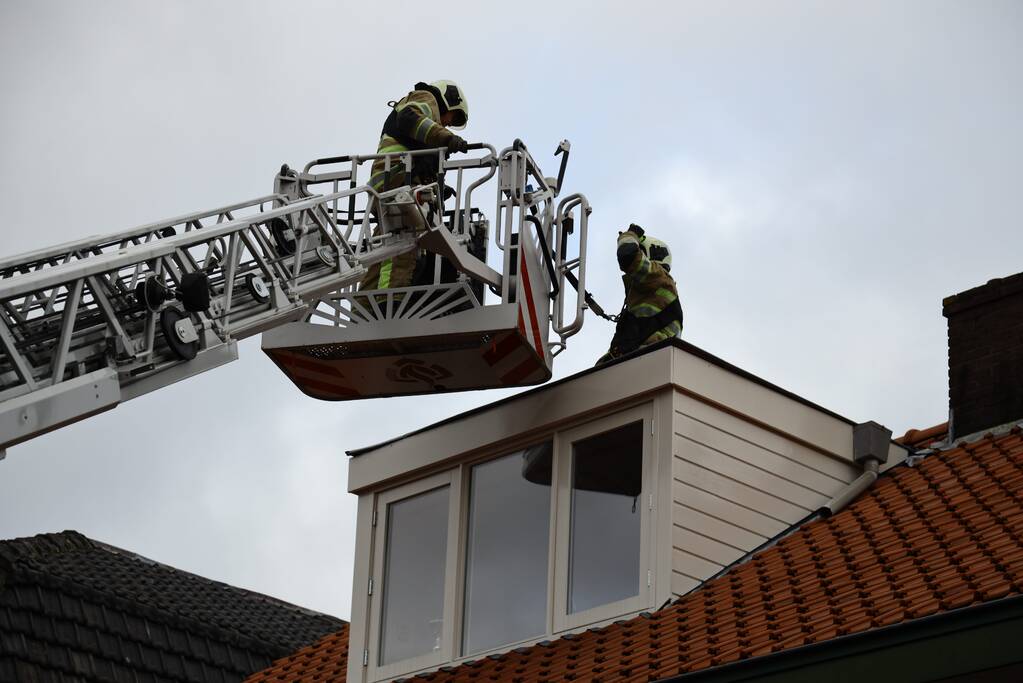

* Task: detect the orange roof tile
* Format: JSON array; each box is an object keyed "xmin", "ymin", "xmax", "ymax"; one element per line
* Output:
[
  {"xmin": 247, "ymin": 623, "xmax": 349, "ymax": 683},
  {"xmin": 896, "ymin": 422, "xmax": 949, "ymax": 448},
  {"xmin": 247, "ymin": 426, "xmax": 1023, "ymax": 683}
]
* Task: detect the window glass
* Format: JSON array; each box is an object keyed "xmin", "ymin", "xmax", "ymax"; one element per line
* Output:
[
  {"xmin": 568, "ymin": 421, "xmax": 643, "ymax": 614},
  {"xmin": 462, "ymin": 443, "xmax": 552, "ymax": 654},
  {"xmin": 379, "ymin": 486, "xmax": 449, "ymax": 665}
]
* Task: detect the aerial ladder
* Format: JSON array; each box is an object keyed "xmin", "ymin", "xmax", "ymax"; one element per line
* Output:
[{"xmin": 0, "ymin": 141, "xmax": 592, "ymax": 454}]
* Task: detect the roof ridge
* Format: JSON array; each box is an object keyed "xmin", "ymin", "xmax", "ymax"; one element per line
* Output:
[
  {"xmin": 0, "ymin": 530, "xmax": 94, "ymax": 565},
  {"xmin": 896, "ymin": 421, "xmax": 949, "ymax": 447},
  {"xmin": 3, "ymin": 529, "xmax": 348, "ymax": 663},
  {"xmin": 1, "ymin": 530, "xmax": 347, "ymax": 635},
  {"xmin": 11, "ymin": 559, "xmax": 306, "ymax": 658},
  {"xmin": 87, "ymin": 536, "xmax": 348, "ymax": 624}
]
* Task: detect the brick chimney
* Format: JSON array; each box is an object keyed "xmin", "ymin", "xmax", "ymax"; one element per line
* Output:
[{"xmin": 942, "ymin": 272, "xmax": 1023, "ymax": 440}]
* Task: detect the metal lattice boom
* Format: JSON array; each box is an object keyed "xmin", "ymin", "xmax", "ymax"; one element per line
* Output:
[{"xmin": 0, "ymin": 141, "xmax": 591, "ymax": 453}]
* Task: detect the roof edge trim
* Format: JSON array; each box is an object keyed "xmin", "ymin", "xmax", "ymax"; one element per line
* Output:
[{"xmin": 349, "ymin": 337, "xmax": 860, "ymax": 457}]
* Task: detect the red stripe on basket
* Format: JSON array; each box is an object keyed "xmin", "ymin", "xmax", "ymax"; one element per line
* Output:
[
  {"xmin": 275, "ymin": 353, "xmax": 360, "ymax": 398},
  {"xmin": 483, "ymin": 333, "xmax": 521, "ymax": 367},
  {"xmin": 501, "ymin": 356, "xmax": 542, "ymax": 385},
  {"xmin": 285, "ymin": 372, "xmax": 360, "ymax": 399},
  {"xmin": 518, "ymin": 252, "xmax": 545, "ymax": 357},
  {"xmin": 277, "ymin": 352, "xmax": 345, "ymax": 377}
]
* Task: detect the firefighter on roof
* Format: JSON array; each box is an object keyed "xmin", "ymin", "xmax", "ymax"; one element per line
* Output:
[
  {"xmin": 359, "ymin": 80, "xmax": 470, "ymax": 293},
  {"xmin": 597, "ymin": 224, "xmax": 683, "ymax": 365}
]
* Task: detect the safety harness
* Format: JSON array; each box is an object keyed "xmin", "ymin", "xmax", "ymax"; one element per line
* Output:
[{"xmin": 380, "ymin": 82, "xmax": 449, "ymax": 182}]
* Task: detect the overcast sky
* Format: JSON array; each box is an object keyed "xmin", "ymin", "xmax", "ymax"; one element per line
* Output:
[{"xmin": 1, "ymin": 1, "xmax": 1021, "ymax": 620}]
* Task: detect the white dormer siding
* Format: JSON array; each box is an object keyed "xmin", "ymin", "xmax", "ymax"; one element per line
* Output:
[{"xmin": 345, "ymin": 342, "xmax": 908, "ymax": 683}]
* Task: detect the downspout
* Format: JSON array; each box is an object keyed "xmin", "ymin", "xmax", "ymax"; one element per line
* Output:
[
  {"xmin": 818, "ymin": 458, "xmax": 879, "ymax": 517},
  {"xmin": 818, "ymin": 421, "xmax": 892, "ymax": 518}
]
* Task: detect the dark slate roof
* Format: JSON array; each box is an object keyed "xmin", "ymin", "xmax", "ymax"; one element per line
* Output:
[{"xmin": 0, "ymin": 530, "xmax": 346, "ymax": 682}]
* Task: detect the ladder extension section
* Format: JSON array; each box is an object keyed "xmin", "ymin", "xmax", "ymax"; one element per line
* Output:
[{"xmin": 0, "ymin": 141, "xmax": 590, "ymax": 452}]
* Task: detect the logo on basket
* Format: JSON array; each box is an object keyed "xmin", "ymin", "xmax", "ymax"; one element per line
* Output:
[{"xmin": 386, "ymin": 358, "xmax": 454, "ymax": 389}]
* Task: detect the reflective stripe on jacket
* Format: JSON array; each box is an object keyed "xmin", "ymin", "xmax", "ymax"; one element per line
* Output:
[{"xmin": 368, "ymin": 89, "xmax": 454, "ymax": 191}]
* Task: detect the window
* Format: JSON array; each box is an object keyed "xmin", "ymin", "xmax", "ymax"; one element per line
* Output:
[
  {"xmin": 462, "ymin": 443, "xmax": 552, "ymax": 655},
  {"xmin": 554, "ymin": 406, "xmax": 652, "ymax": 630},
  {"xmin": 568, "ymin": 421, "xmax": 644, "ymax": 613},
  {"xmin": 367, "ymin": 405, "xmax": 654, "ymax": 680},
  {"xmin": 369, "ymin": 470, "xmax": 460, "ymax": 678},
  {"xmin": 379, "ymin": 485, "xmax": 450, "ymax": 665}
]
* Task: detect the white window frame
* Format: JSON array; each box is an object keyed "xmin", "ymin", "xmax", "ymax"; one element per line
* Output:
[
  {"xmin": 365, "ymin": 402, "xmax": 656, "ymax": 681},
  {"xmin": 452, "ymin": 440, "xmax": 558, "ymax": 659},
  {"xmin": 367, "ymin": 469, "xmax": 462, "ymax": 682},
  {"xmin": 552, "ymin": 404, "xmax": 655, "ymax": 632}
]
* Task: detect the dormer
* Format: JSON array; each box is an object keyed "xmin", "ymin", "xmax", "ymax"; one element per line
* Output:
[{"xmin": 343, "ymin": 340, "xmax": 908, "ymax": 683}]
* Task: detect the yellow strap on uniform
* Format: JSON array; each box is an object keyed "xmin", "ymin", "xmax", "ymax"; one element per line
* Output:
[{"xmin": 378, "ymin": 260, "xmax": 393, "ymax": 289}]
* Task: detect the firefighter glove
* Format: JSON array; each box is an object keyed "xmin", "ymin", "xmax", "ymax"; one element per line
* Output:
[{"xmin": 446, "ymin": 135, "xmax": 469, "ymax": 154}]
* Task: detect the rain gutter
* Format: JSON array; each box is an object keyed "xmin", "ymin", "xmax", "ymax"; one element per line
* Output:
[{"xmin": 656, "ymin": 595, "xmax": 1023, "ymax": 683}]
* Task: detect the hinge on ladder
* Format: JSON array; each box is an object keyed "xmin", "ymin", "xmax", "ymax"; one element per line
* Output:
[
  {"xmin": 368, "ymin": 578, "xmax": 374, "ymax": 595},
  {"xmin": 362, "ymin": 649, "xmax": 369, "ymax": 666}
]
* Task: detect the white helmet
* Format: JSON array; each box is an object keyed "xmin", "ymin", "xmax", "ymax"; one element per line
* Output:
[
  {"xmin": 430, "ymin": 80, "xmax": 469, "ymax": 130},
  {"xmin": 644, "ymin": 236, "xmax": 672, "ymax": 272}
]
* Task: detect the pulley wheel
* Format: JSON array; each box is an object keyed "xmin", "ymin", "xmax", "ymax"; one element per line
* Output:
[
  {"xmin": 269, "ymin": 217, "xmax": 296, "ymax": 256},
  {"xmin": 315, "ymin": 246, "xmax": 337, "ymax": 268},
  {"xmin": 160, "ymin": 306, "xmax": 199, "ymax": 361},
  {"xmin": 245, "ymin": 273, "xmax": 270, "ymax": 304},
  {"xmin": 134, "ymin": 277, "xmax": 171, "ymax": 312}
]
